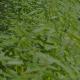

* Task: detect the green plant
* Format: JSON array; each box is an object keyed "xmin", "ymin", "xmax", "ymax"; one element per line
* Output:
[{"xmin": 0, "ymin": 0, "xmax": 80, "ymax": 80}]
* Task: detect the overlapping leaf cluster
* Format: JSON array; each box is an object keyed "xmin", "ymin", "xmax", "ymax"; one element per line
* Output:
[{"xmin": 0, "ymin": 0, "xmax": 80, "ymax": 80}]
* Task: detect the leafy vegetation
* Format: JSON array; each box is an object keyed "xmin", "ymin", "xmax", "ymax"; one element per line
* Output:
[{"xmin": 0, "ymin": 0, "xmax": 80, "ymax": 80}]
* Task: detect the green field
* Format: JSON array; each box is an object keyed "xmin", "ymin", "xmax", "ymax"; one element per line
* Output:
[{"xmin": 0, "ymin": 0, "xmax": 80, "ymax": 80}]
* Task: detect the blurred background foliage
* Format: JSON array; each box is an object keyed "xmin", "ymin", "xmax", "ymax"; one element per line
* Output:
[{"xmin": 0, "ymin": 0, "xmax": 80, "ymax": 80}]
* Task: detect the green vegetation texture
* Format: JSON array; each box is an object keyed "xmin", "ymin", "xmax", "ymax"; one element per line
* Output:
[{"xmin": 0, "ymin": 0, "xmax": 80, "ymax": 80}]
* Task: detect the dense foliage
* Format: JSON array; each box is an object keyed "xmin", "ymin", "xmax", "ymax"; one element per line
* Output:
[{"xmin": 0, "ymin": 0, "xmax": 80, "ymax": 80}]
